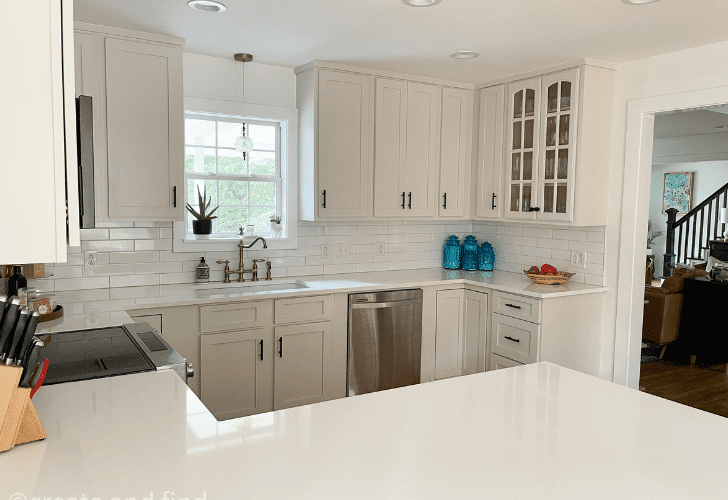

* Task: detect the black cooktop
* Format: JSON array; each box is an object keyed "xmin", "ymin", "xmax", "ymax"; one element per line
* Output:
[{"xmin": 41, "ymin": 326, "xmax": 155, "ymax": 385}]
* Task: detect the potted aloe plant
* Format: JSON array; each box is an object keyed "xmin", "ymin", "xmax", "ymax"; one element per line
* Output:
[{"xmin": 186, "ymin": 186, "xmax": 218, "ymax": 239}]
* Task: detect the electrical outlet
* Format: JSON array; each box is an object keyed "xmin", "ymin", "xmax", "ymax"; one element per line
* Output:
[
  {"xmin": 322, "ymin": 244, "xmax": 332, "ymax": 259},
  {"xmin": 376, "ymin": 242, "xmax": 386, "ymax": 256},
  {"xmin": 337, "ymin": 244, "xmax": 350, "ymax": 258},
  {"xmin": 85, "ymin": 251, "xmax": 98, "ymax": 269},
  {"xmin": 570, "ymin": 250, "xmax": 586, "ymax": 269}
]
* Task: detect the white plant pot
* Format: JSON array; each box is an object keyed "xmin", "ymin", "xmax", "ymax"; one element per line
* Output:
[{"xmin": 270, "ymin": 221, "xmax": 283, "ymax": 238}]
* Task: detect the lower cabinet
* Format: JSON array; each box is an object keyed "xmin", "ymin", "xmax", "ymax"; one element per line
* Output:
[
  {"xmin": 434, "ymin": 289, "xmax": 487, "ymax": 380},
  {"xmin": 199, "ymin": 320, "xmax": 336, "ymax": 420},
  {"xmin": 274, "ymin": 322, "xmax": 333, "ymax": 410},
  {"xmin": 200, "ymin": 328, "xmax": 273, "ymax": 420}
]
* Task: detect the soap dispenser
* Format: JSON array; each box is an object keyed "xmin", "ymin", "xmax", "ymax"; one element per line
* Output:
[{"xmin": 196, "ymin": 257, "xmax": 210, "ymax": 283}]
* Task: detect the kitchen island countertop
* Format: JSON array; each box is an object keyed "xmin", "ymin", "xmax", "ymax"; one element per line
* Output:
[{"xmin": 1, "ymin": 362, "xmax": 726, "ymax": 499}]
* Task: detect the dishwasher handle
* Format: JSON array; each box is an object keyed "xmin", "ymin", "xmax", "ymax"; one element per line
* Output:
[{"xmin": 350, "ymin": 299, "xmax": 422, "ymax": 310}]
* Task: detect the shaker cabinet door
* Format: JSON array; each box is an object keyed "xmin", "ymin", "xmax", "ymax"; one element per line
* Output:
[
  {"xmin": 439, "ymin": 87, "xmax": 470, "ymax": 218},
  {"xmin": 200, "ymin": 328, "xmax": 273, "ymax": 420},
  {"xmin": 374, "ymin": 78, "xmax": 409, "ymax": 217},
  {"xmin": 105, "ymin": 38, "xmax": 183, "ymax": 220},
  {"xmin": 475, "ymin": 85, "xmax": 505, "ymax": 219},
  {"xmin": 318, "ymin": 70, "xmax": 371, "ymax": 218},
  {"xmin": 405, "ymin": 82, "xmax": 439, "ymax": 217}
]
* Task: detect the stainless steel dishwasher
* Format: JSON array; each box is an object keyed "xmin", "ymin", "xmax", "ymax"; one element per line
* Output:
[{"xmin": 347, "ymin": 289, "xmax": 423, "ymax": 396}]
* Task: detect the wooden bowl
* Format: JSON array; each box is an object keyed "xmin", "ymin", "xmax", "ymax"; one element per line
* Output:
[{"xmin": 523, "ymin": 270, "xmax": 575, "ymax": 285}]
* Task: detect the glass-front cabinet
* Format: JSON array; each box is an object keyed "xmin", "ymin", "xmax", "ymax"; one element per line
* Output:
[
  {"xmin": 538, "ymin": 68, "xmax": 579, "ymax": 221},
  {"xmin": 505, "ymin": 78, "xmax": 541, "ymax": 220},
  {"xmin": 504, "ymin": 69, "xmax": 580, "ymax": 222}
]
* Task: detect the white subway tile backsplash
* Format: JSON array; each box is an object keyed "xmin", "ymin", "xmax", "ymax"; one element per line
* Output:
[{"xmin": 45, "ymin": 220, "xmax": 605, "ymax": 293}]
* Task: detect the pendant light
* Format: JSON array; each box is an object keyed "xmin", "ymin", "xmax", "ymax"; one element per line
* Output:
[
  {"xmin": 233, "ymin": 53, "xmax": 255, "ymax": 159},
  {"xmin": 235, "ymin": 123, "xmax": 253, "ymax": 160}
]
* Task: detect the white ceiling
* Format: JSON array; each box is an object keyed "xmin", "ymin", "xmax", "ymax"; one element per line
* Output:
[
  {"xmin": 74, "ymin": 0, "xmax": 728, "ymax": 84},
  {"xmin": 654, "ymin": 108, "xmax": 728, "ymax": 139}
]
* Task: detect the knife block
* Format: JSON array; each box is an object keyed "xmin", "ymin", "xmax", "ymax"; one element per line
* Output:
[{"xmin": 0, "ymin": 365, "xmax": 45, "ymax": 452}]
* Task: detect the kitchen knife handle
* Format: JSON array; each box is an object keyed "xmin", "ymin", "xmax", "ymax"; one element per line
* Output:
[
  {"xmin": 259, "ymin": 339, "xmax": 264, "ymax": 361},
  {"xmin": 6, "ymin": 310, "xmax": 28, "ymax": 364},
  {"xmin": 0, "ymin": 299, "xmax": 20, "ymax": 359},
  {"xmin": 16, "ymin": 312, "xmax": 39, "ymax": 366},
  {"xmin": 279, "ymin": 337, "xmax": 283, "ymax": 358},
  {"xmin": 30, "ymin": 359, "xmax": 49, "ymax": 399}
]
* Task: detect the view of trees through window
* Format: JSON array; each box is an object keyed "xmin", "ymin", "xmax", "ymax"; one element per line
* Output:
[{"xmin": 184, "ymin": 115, "xmax": 281, "ymax": 236}]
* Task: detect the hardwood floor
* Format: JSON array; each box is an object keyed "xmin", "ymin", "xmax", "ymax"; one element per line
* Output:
[{"xmin": 640, "ymin": 361, "xmax": 728, "ymax": 418}]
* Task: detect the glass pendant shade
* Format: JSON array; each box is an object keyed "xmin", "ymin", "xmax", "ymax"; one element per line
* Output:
[{"xmin": 235, "ymin": 124, "xmax": 254, "ymax": 158}]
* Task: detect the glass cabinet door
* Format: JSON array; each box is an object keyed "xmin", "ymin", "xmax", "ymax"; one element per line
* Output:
[
  {"xmin": 506, "ymin": 78, "xmax": 541, "ymax": 219},
  {"xmin": 538, "ymin": 68, "xmax": 579, "ymax": 221}
]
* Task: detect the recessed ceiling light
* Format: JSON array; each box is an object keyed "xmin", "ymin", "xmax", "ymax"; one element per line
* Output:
[
  {"xmin": 450, "ymin": 51, "xmax": 479, "ymax": 59},
  {"xmin": 187, "ymin": 0, "xmax": 227, "ymax": 13},
  {"xmin": 402, "ymin": 0, "xmax": 442, "ymax": 6},
  {"xmin": 621, "ymin": 0, "xmax": 661, "ymax": 4}
]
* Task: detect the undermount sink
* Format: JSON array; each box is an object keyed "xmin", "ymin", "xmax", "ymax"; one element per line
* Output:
[{"xmin": 194, "ymin": 279, "xmax": 309, "ymax": 294}]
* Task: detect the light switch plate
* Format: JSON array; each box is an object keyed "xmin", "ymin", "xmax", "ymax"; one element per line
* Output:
[
  {"xmin": 337, "ymin": 244, "xmax": 350, "ymax": 258},
  {"xmin": 376, "ymin": 243, "xmax": 386, "ymax": 256},
  {"xmin": 570, "ymin": 250, "xmax": 586, "ymax": 269},
  {"xmin": 322, "ymin": 244, "xmax": 332, "ymax": 259},
  {"xmin": 85, "ymin": 251, "xmax": 98, "ymax": 269}
]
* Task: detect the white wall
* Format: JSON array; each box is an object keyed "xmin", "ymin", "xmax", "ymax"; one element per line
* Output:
[
  {"xmin": 183, "ymin": 53, "xmax": 296, "ymax": 107},
  {"xmin": 649, "ymin": 161, "xmax": 728, "ymax": 272},
  {"xmin": 604, "ymin": 38, "xmax": 728, "ymax": 383}
]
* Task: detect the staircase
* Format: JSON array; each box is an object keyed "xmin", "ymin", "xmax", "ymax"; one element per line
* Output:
[{"xmin": 663, "ymin": 181, "xmax": 728, "ymax": 276}]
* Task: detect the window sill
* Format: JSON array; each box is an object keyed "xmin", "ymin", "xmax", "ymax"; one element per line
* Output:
[{"xmin": 172, "ymin": 222, "xmax": 297, "ymax": 252}]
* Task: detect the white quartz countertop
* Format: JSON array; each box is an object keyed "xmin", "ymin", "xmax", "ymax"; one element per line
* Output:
[
  {"xmin": 35, "ymin": 299, "xmax": 133, "ymax": 334},
  {"xmin": 112, "ymin": 269, "xmax": 607, "ymax": 310},
  {"xmin": 2, "ymin": 363, "xmax": 726, "ymax": 499}
]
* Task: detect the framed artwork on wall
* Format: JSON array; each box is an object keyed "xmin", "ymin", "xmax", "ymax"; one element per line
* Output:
[{"xmin": 662, "ymin": 172, "xmax": 694, "ymax": 215}]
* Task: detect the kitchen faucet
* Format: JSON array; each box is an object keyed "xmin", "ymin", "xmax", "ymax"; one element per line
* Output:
[{"xmin": 217, "ymin": 237, "xmax": 268, "ymax": 283}]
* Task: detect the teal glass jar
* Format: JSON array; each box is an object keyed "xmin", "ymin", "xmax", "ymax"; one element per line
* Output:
[
  {"xmin": 478, "ymin": 242, "xmax": 495, "ymax": 271},
  {"xmin": 444, "ymin": 235, "xmax": 462, "ymax": 269},
  {"xmin": 461, "ymin": 235, "xmax": 479, "ymax": 271}
]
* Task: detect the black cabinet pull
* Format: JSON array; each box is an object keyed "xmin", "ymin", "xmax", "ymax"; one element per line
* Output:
[
  {"xmin": 401, "ymin": 192, "xmax": 406, "ymax": 209},
  {"xmin": 322, "ymin": 190, "xmax": 327, "ymax": 208},
  {"xmin": 259, "ymin": 339, "xmax": 264, "ymax": 361},
  {"xmin": 443, "ymin": 193, "xmax": 447, "ymax": 209},
  {"xmin": 278, "ymin": 337, "xmax": 283, "ymax": 358},
  {"xmin": 492, "ymin": 193, "xmax": 497, "ymax": 210},
  {"xmin": 505, "ymin": 303, "xmax": 522, "ymax": 309},
  {"xmin": 504, "ymin": 336, "xmax": 520, "ymax": 343},
  {"xmin": 173, "ymin": 186, "xmax": 177, "ymax": 207},
  {"xmin": 408, "ymin": 192, "xmax": 412, "ymax": 209},
  {"xmin": 528, "ymin": 206, "xmax": 540, "ymax": 212}
]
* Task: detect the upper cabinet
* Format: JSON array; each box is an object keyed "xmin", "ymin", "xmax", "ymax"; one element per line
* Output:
[
  {"xmin": 474, "ymin": 85, "xmax": 505, "ymax": 219},
  {"xmin": 298, "ymin": 68, "xmax": 372, "ymax": 220},
  {"xmin": 438, "ymin": 88, "xmax": 472, "ymax": 218},
  {"xmin": 476, "ymin": 63, "xmax": 615, "ymax": 226},
  {"xmin": 374, "ymin": 79, "xmax": 439, "ymax": 217},
  {"xmin": 74, "ymin": 23, "xmax": 184, "ymax": 222},
  {"xmin": 503, "ymin": 66, "xmax": 614, "ymax": 225},
  {"xmin": 1, "ymin": 0, "xmax": 79, "ymax": 264}
]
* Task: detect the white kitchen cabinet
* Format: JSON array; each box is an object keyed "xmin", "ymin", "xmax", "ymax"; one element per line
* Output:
[
  {"xmin": 502, "ymin": 65, "xmax": 614, "ymax": 225},
  {"xmin": 474, "ymin": 85, "xmax": 505, "ymax": 219},
  {"xmin": 490, "ymin": 352, "xmax": 523, "ymax": 370},
  {"xmin": 374, "ymin": 79, "xmax": 439, "ymax": 217},
  {"xmin": 274, "ymin": 322, "xmax": 334, "ymax": 410},
  {"xmin": 439, "ymin": 88, "xmax": 472, "ymax": 218},
  {"xmin": 200, "ymin": 328, "xmax": 273, "ymax": 420},
  {"xmin": 298, "ymin": 68, "xmax": 372, "ymax": 220},
  {"xmin": 73, "ymin": 23, "xmax": 184, "ymax": 222},
  {"xmin": 1, "ymin": 0, "xmax": 79, "ymax": 264},
  {"xmin": 434, "ymin": 289, "xmax": 487, "ymax": 380}
]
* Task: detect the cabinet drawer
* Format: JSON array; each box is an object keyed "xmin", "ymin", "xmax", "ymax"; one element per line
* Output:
[
  {"xmin": 274, "ymin": 295, "xmax": 332, "ymax": 325},
  {"xmin": 490, "ymin": 353, "xmax": 524, "ymax": 370},
  {"xmin": 493, "ymin": 291, "xmax": 541, "ymax": 323},
  {"xmin": 200, "ymin": 301, "xmax": 272, "ymax": 333},
  {"xmin": 490, "ymin": 313, "xmax": 539, "ymax": 364}
]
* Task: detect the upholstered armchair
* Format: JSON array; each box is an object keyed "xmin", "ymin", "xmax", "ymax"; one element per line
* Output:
[{"xmin": 643, "ymin": 276, "xmax": 685, "ymax": 358}]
